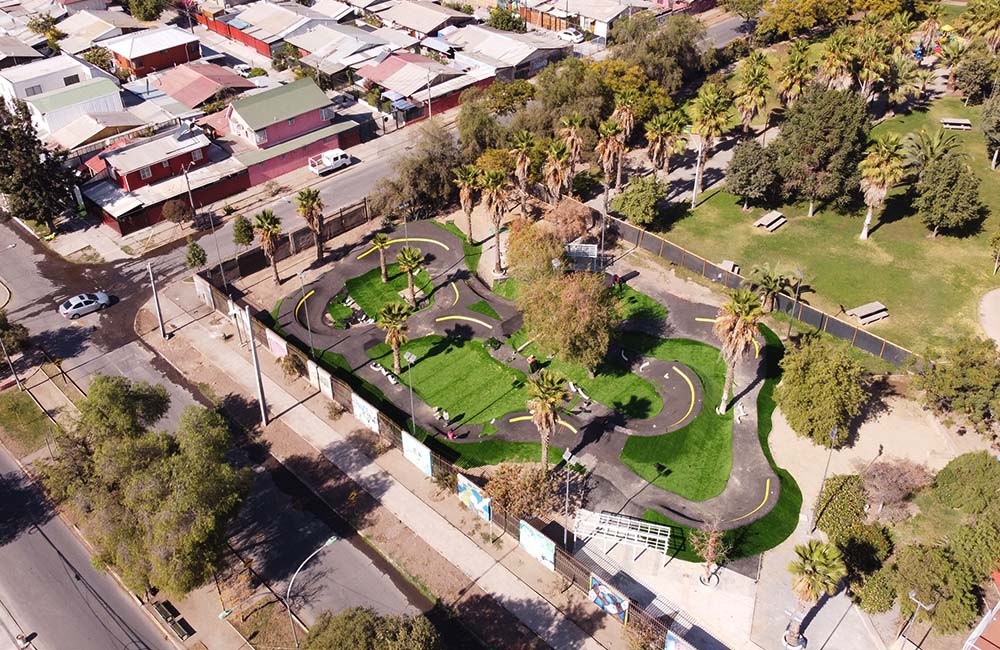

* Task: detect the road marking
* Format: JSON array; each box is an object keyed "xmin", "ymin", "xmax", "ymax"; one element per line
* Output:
[
  {"xmin": 670, "ymin": 364, "xmax": 696, "ymax": 427},
  {"xmin": 509, "ymin": 415, "xmax": 578, "ymax": 434},
  {"xmin": 357, "ymin": 237, "xmax": 450, "ymax": 260},
  {"xmin": 752, "ymin": 337, "xmax": 760, "ymax": 359},
  {"xmin": 450, "ymin": 282, "xmax": 459, "ymax": 306},
  {"xmin": 725, "ymin": 478, "xmax": 772, "ymax": 523},
  {"xmin": 295, "ymin": 289, "xmax": 315, "ymax": 321},
  {"xmin": 435, "ymin": 315, "xmax": 492, "ymax": 329},
  {"xmin": 695, "ymin": 317, "xmax": 717, "ymax": 323}
]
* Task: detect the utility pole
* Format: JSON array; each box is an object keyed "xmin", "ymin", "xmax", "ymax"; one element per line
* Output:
[
  {"xmin": 148, "ymin": 262, "xmax": 167, "ymax": 339},
  {"xmin": 404, "ymin": 351, "xmax": 417, "ymax": 435},
  {"xmin": 185, "ymin": 165, "xmax": 228, "ymax": 293},
  {"xmin": 690, "ymin": 134, "xmax": 704, "ymax": 208},
  {"xmin": 245, "ymin": 305, "xmax": 268, "ymax": 426},
  {"xmin": 0, "ymin": 335, "xmax": 22, "ymax": 391}
]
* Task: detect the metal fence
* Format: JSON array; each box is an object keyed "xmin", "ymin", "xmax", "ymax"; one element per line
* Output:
[{"xmin": 607, "ymin": 216, "xmax": 914, "ymax": 367}]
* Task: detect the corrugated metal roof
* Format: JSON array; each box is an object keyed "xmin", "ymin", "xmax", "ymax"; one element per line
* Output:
[
  {"xmin": 103, "ymin": 124, "xmax": 210, "ymax": 173},
  {"xmin": 230, "ymin": 1, "xmax": 330, "ymax": 43},
  {"xmin": 0, "ymin": 53, "xmax": 86, "ymax": 83},
  {"xmin": 48, "ymin": 110, "xmax": 144, "ymax": 149},
  {"xmin": 229, "ymin": 77, "xmax": 331, "ymax": 131},
  {"xmin": 58, "ymin": 10, "xmax": 143, "ymax": 54},
  {"xmin": 102, "ymin": 26, "xmax": 198, "ymax": 60},
  {"xmin": 25, "ymin": 76, "xmax": 119, "ymax": 113},
  {"xmin": 379, "ymin": 0, "xmax": 468, "ymax": 35},
  {"xmin": 155, "ymin": 62, "xmax": 254, "ymax": 108},
  {"xmin": 0, "ymin": 34, "xmax": 38, "ymax": 59},
  {"xmin": 444, "ymin": 24, "xmax": 568, "ymax": 67},
  {"xmin": 311, "ymin": 0, "xmax": 353, "ymax": 20}
]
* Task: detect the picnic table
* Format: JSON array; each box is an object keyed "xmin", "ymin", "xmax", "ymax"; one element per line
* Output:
[
  {"xmin": 940, "ymin": 117, "xmax": 972, "ymax": 130},
  {"xmin": 719, "ymin": 260, "xmax": 740, "ymax": 274},
  {"xmin": 846, "ymin": 301, "xmax": 889, "ymax": 326},
  {"xmin": 753, "ymin": 210, "xmax": 787, "ymax": 232}
]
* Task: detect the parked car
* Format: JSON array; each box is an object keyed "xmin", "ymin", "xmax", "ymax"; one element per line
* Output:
[
  {"xmin": 59, "ymin": 292, "xmax": 110, "ymax": 319},
  {"xmin": 331, "ymin": 93, "xmax": 355, "ymax": 108},
  {"xmin": 308, "ymin": 148, "xmax": 352, "ymax": 175},
  {"xmin": 558, "ymin": 28, "xmax": 584, "ymax": 44},
  {"xmin": 233, "ymin": 63, "xmax": 252, "ymax": 78}
]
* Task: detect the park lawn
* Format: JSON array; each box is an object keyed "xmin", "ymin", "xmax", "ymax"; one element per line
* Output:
[
  {"xmin": 939, "ymin": 2, "xmax": 966, "ymax": 23},
  {"xmin": 492, "ymin": 278, "xmax": 519, "ymax": 301},
  {"xmin": 367, "ymin": 335, "xmax": 529, "ymax": 425},
  {"xmin": 0, "ymin": 390, "xmax": 58, "ymax": 457},
  {"xmin": 618, "ymin": 286, "xmax": 667, "ymax": 322},
  {"xmin": 432, "ymin": 221, "xmax": 483, "ymax": 274},
  {"xmin": 468, "ymin": 299, "xmax": 501, "ymax": 320},
  {"xmin": 616, "ymin": 334, "xmax": 732, "ymax": 501},
  {"xmin": 509, "ymin": 329, "xmax": 663, "ymax": 420},
  {"xmin": 325, "ymin": 290, "xmax": 353, "ymax": 328},
  {"xmin": 439, "ymin": 438, "xmax": 564, "ymax": 469},
  {"xmin": 346, "ymin": 263, "xmax": 434, "ymax": 319}
]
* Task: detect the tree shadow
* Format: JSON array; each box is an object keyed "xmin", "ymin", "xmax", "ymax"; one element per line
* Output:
[
  {"xmin": 868, "ymin": 186, "xmax": 916, "ymax": 237},
  {"xmin": 29, "ymin": 325, "xmax": 92, "ymax": 362},
  {"xmin": 0, "ymin": 469, "xmax": 54, "ymax": 547}
]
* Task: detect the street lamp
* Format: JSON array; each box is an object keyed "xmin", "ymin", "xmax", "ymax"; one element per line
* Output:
[
  {"xmin": 809, "ymin": 425, "xmax": 838, "ymax": 534},
  {"xmin": 786, "ymin": 268, "xmax": 804, "ymax": 340},
  {"xmin": 287, "ymin": 536, "xmax": 338, "ymax": 649},
  {"xmin": 297, "ymin": 272, "xmax": 315, "ymax": 358},
  {"xmin": 404, "ymin": 351, "xmax": 417, "ymax": 436},
  {"xmin": 562, "ymin": 449, "xmax": 578, "ymax": 548},
  {"xmin": 899, "ymin": 590, "xmax": 935, "ymax": 641},
  {"xmin": 183, "ymin": 162, "xmax": 227, "ymax": 294},
  {"xmin": 218, "ymin": 591, "xmax": 277, "ymax": 621}
]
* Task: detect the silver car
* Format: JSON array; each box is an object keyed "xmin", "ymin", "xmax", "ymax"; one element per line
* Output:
[{"xmin": 59, "ymin": 292, "xmax": 110, "ymax": 319}]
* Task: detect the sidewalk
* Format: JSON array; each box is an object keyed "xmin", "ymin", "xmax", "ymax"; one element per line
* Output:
[{"xmin": 146, "ymin": 279, "xmax": 618, "ymax": 650}]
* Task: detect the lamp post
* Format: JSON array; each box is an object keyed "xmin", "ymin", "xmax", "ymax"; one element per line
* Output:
[
  {"xmin": 0, "ymin": 335, "xmax": 23, "ymax": 391},
  {"xmin": 297, "ymin": 272, "xmax": 315, "ymax": 358},
  {"xmin": 287, "ymin": 536, "xmax": 338, "ymax": 649},
  {"xmin": 562, "ymin": 449, "xmax": 578, "ymax": 548},
  {"xmin": 786, "ymin": 268, "xmax": 804, "ymax": 340},
  {"xmin": 404, "ymin": 351, "xmax": 417, "ymax": 436},
  {"xmin": 809, "ymin": 425, "xmax": 838, "ymax": 534},
  {"xmin": 218, "ymin": 591, "xmax": 277, "ymax": 621},
  {"xmin": 899, "ymin": 590, "xmax": 935, "ymax": 641}
]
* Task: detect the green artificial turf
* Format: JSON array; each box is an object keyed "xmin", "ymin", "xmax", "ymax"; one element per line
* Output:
[
  {"xmin": 492, "ymin": 278, "xmax": 519, "ymax": 301},
  {"xmin": 467, "ymin": 299, "xmax": 501, "ymax": 320},
  {"xmin": 617, "ymin": 286, "xmax": 667, "ymax": 323},
  {"xmin": 617, "ymin": 334, "xmax": 732, "ymax": 501},
  {"xmin": 432, "ymin": 221, "xmax": 482, "ymax": 274},
  {"xmin": 439, "ymin": 439, "xmax": 563, "ymax": 469},
  {"xmin": 325, "ymin": 291, "xmax": 354, "ymax": 329},
  {"xmin": 643, "ymin": 325, "xmax": 802, "ymax": 561},
  {"xmin": 346, "ymin": 263, "xmax": 434, "ymax": 319},
  {"xmin": 509, "ymin": 329, "xmax": 663, "ymax": 420},
  {"xmin": 367, "ymin": 335, "xmax": 529, "ymax": 425}
]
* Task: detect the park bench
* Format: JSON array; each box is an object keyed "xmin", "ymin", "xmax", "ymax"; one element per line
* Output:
[
  {"xmin": 753, "ymin": 210, "xmax": 787, "ymax": 232},
  {"xmin": 940, "ymin": 117, "xmax": 972, "ymax": 130},
  {"xmin": 153, "ymin": 601, "xmax": 177, "ymax": 623},
  {"xmin": 168, "ymin": 618, "xmax": 195, "ymax": 641},
  {"xmin": 846, "ymin": 301, "xmax": 889, "ymax": 326}
]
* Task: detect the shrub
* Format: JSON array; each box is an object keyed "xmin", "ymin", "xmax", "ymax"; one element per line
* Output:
[
  {"xmin": 486, "ymin": 464, "xmax": 557, "ymax": 518},
  {"xmin": 853, "ymin": 565, "xmax": 896, "ymax": 614},
  {"xmin": 932, "ymin": 451, "xmax": 1000, "ymax": 515},
  {"xmin": 839, "ymin": 523, "xmax": 892, "ymax": 579},
  {"xmin": 327, "ymin": 401, "xmax": 345, "ymax": 421},
  {"xmin": 816, "ymin": 474, "xmax": 866, "ymax": 545},
  {"xmin": 893, "ymin": 544, "xmax": 980, "ymax": 634},
  {"xmin": 248, "ymin": 67, "xmax": 267, "ymax": 78},
  {"xmin": 280, "ymin": 353, "xmax": 306, "ymax": 380},
  {"xmin": 862, "ymin": 459, "xmax": 932, "ymax": 523}
]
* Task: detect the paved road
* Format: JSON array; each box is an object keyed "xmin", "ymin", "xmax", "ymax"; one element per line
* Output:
[
  {"xmin": 704, "ymin": 14, "xmax": 750, "ymax": 48},
  {"xmin": 0, "ymin": 449, "xmax": 173, "ymax": 650}
]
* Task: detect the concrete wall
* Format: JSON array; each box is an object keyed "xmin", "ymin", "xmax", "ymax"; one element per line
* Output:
[
  {"xmin": 246, "ymin": 126, "xmax": 360, "ymax": 185},
  {"xmin": 114, "ymin": 42, "xmax": 201, "ymax": 78}
]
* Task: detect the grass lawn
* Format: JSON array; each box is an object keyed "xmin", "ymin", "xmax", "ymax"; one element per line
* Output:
[
  {"xmin": 510, "ymin": 329, "xmax": 663, "ymax": 420},
  {"xmin": 367, "ymin": 335, "xmax": 529, "ymax": 425},
  {"xmin": 439, "ymin": 437, "xmax": 563, "ymax": 469},
  {"xmin": 325, "ymin": 291, "xmax": 353, "ymax": 328},
  {"xmin": 618, "ymin": 286, "xmax": 667, "ymax": 322},
  {"xmin": 231, "ymin": 598, "xmax": 297, "ymax": 649},
  {"xmin": 643, "ymin": 326, "xmax": 802, "ymax": 561},
  {"xmin": 346, "ymin": 263, "xmax": 434, "ymax": 319},
  {"xmin": 492, "ymin": 278, "xmax": 519, "ymax": 301},
  {"xmin": 0, "ymin": 390, "xmax": 57, "ymax": 457},
  {"xmin": 468, "ymin": 299, "xmax": 501, "ymax": 320},
  {"xmin": 616, "ymin": 334, "xmax": 732, "ymax": 501},
  {"xmin": 939, "ymin": 2, "xmax": 967, "ymax": 24},
  {"xmin": 432, "ymin": 220, "xmax": 483, "ymax": 274}
]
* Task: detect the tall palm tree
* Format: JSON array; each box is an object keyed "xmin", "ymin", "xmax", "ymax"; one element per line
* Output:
[
  {"xmin": 819, "ymin": 29, "xmax": 856, "ymax": 90},
  {"xmin": 938, "ymin": 39, "xmax": 968, "ymax": 91},
  {"xmin": 543, "ymin": 140, "xmax": 570, "ymax": 202},
  {"xmin": 596, "ymin": 118, "xmax": 624, "ymax": 214},
  {"xmin": 377, "ymin": 301, "xmax": 411, "ymax": 375},
  {"xmin": 372, "ymin": 232, "xmax": 391, "ymax": 283},
  {"xmin": 612, "ymin": 88, "xmax": 639, "ymax": 144},
  {"xmin": 479, "ymin": 169, "xmax": 511, "ymax": 275},
  {"xmin": 526, "ymin": 369, "xmax": 569, "ymax": 472},
  {"xmin": 295, "ymin": 188, "xmax": 324, "ymax": 262},
  {"xmin": 918, "ymin": 2, "xmax": 942, "ymax": 48},
  {"xmin": 748, "ymin": 263, "xmax": 790, "ymax": 313},
  {"xmin": 964, "ymin": 0, "xmax": 1000, "ymax": 53},
  {"xmin": 690, "ymin": 83, "xmax": 731, "ymax": 204},
  {"xmin": 855, "ymin": 32, "xmax": 890, "ymax": 102},
  {"xmin": 859, "ymin": 134, "xmax": 906, "ymax": 240},
  {"xmin": 784, "ymin": 540, "xmax": 847, "ymax": 648},
  {"xmin": 253, "ymin": 209, "xmax": 282, "ymax": 286},
  {"xmin": 735, "ymin": 54, "xmax": 771, "ymax": 134},
  {"xmin": 395, "ymin": 246, "xmax": 425, "ymax": 308},
  {"xmin": 777, "ymin": 41, "xmax": 813, "ymax": 106},
  {"xmin": 645, "ymin": 111, "xmax": 687, "ymax": 181},
  {"xmin": 884, "ymin": 54, "xmax": 921, "ymax": 113},
  {"xmin": 559, "ymin": 112, "xmax": 586, "ymax": 189},
  {"xmin": 713, "ymin": 289, "xmax": 762, "ymax": 414},
  {"xmin": 453, "ymin": 164, "xmax": 480, "ymax": 242},
  {"xmin": 510, "ymin": 130, "xmax": 535, "ymax": 216},
  {"xmin": 885, "ymin": 11, "xmax": 916, "ymax": 53},
  {"xmin": 904, "ymin": 129, "xmax": 962, "ymax": 179}
]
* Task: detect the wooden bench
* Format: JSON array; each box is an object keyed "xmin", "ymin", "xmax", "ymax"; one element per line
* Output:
[
  {"xmin": 753, "ymin": 210, "xmax": 787, "ymax": 232},
  {"xmin": 168, "ymin": 618, "xmax": 195, "ymax": 641},
  {"xmin": 153, "ymin": 601, "xmax": 176, "ymax": 623},
  {"xmin": 940, "ymin": 117, "xmax": 972, "ymax": 130},
  {"xmin": 846, "ymin": 301, "xmax": 889, "ymax": 325}
]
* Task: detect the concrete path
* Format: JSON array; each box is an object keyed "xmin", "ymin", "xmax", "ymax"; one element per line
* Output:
[{"xmin": 979, "ymin": 287, "xmax": 1000, "ymax": 346}]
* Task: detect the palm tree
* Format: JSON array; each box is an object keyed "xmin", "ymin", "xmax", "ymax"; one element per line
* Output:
[
  {"xmin": 372, "ymin": 232, "xmax": 391, "ymax": 283},
  {"xmin": 859, "ymin": 134, "xmax": 906, "ymax": 240},
  {"xmin": 713, "ymin": 289, "xmax": 762, "ymax": 414},
  {"xmin": 543, "ymin": 140, "xmax": 570, "ymax": 202},
  {"xmin": 377, "ymin": 301, "xmax": 412, "ymax": 375},
  {"xmin": 735, "ymin": 53, "xmax": 771, "ymax": 134},
  {"xmin": 526, "ymin": 369, "xmax": 569, "ymax": 472},
  {"xmin": 784, "ymin": 540, "xmax": 847, "ymax": 648},
  {"xmin": 596, "ymin": 118, "xmax": 624, "ymax": 214},
  {"xmin": 253, "ymin": 209, "xmax": 282, "ymax": 286},
  {"xmin": 690, "ymin": 83, "xmax": 731, "ymax": 204},
  {"xmin": 559, "ymin": 112, "xmax": 586, "ymax": 189},
  {"xmin": 395, "ymin": 246, "xmax": 425, "ymax": 307},
  {"xmin": 645, "ymin": 111, "xmax": 687, "ymax": 182},
  {"xmin": 855, "ymin": 32, "xmax": 890, "ymax": 102},
  {"xmin": 819, "ymin": 30, "xmax": 856, "ymax": 90},
  {"xmin": 884, "ymin": 55, "xmax": 921, "ymax": 114},
  {"xmin": 510, "ymin": 130, "xmax": 535, "ymax": 216},
  {"xmin": 748, "ymin": 264, "xmax": 790, "ymax": 313},
  {"xmin": 885, "ymin": 11, "xmax": 915, "ymax": 53},
  {"xmin": 453, "ymin": 164, "xmax": 480, "ymax": 242},
  {"xmin": 904, "ymin": 129, "xmax": 962, "ymax": 179},
  {"xmin": 913, "ymin": 66, "xmax": 935, "ymax": 100},
  {"xmin": 295, "ymin": 188, "xmax": 324, "ymax": 262},
  {"xmin": 777, "ymin": 41, "xmax": 813, "ymax": 106},
  {"xmin": 479, "ymin": 170, "xmax": 511, "ymax": 275},
  {"xmin": 612, "ymin": 88, "xmax": 639, "ymax": 143},
  {"xmin": 938, "ymin": 39, "xmax": 968, "ymax": 91},
  {"xmin": 964, "ymin": 0, "xmax": 1000, "ymax": 53},
  {"xmin": 918, "ymin": 2, "xmax": 942, "ymax": 48}
]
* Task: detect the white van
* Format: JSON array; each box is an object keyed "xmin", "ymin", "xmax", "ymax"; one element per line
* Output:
[{"xmin": 307, "ymin": 149, "xmax": 352, "ymax": 175}]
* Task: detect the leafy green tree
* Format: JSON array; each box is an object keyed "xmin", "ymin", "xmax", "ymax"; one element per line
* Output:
[
  {"xmin": 610, "ymin": 175, "xmax": 666, "ymax": 226},
  {"xmin": 369, "ymin": 121, "xmax": 464, "ymax": 218},
  {"xmin": 0, "ymin": 310, "xmax": 27, "ymax": 354},
  {"xmin": 690, "ymin": 82, "xmax": 732, "ymax": 201},
  {"xmin": 784, "ymin": 540, "xmax": 847, "ymax": 648},
  {"xmin": 963, "ymin": 0, "xmax": 1000, "ymax": 53},
  {"xmin": 954, "ymin": 47, "xmax": 999, "ymax": 104},
  {"xmin": 452, "ymin": 164, "xmax": 480, "ymax": 242},
  {"xmin": 892, "ymin": 544, "xmax": 979, "ymax": 634},
  {"xmin": 295, "ymin": 188, "xmax": 325, "ymax": 261},
  {"xmin": 883, "ymin": 54, "xmax": 923, "ymax": 114},
  {"xmin": 983, "ymin": 93, "xmax": 1000, "ymax": 169},
  {"xmin": 371, "ymin": 232, "xmax": 391, "ymax": 283},
  {"xmin": 303, "ymin": 607, "xmax": 441, "ymax": 650},
  {"xmin": 527, "ymin": 369, "xmax": 569, "ymax": 472},
  {"xmin": 252, "ymin": 210, "xmax": 283, "ymax": 286},
  {"xmin": 775, "ymin": 337, "xmax": 867, "ymax": 447},
  {"xmin": 726, "ymin": 140, "xmax": 777, "ymax": 210},
  {"xmin": 853, "ymin": 565, "xmax": 896, "ymax": 613},
  {"xmin": 858, "ymin": 133, "xmax": 906, "ymax": 240},
  {"xmin": 917, "ymin": 339, "xmax": 1000, "ymax": 437},
  {"xmin": 931, "ymin": 451, "xmax": 1000, "ymax": 515},
  {"xmin": 185, "ymin": 239, "xmax": 207, "ymax": 269},
  {"xmin": 777, "ymin": 41, "xmax": 814, "ymax": 106},
  {"xmin": 128, "ymin": 0, "xmax": 168, "ymax": 20},
  {"xmin": 773, "ymin": 86, "xmax": 870, "ymax": 217},
  {"xmin": 758, "ymin": 0, "xmax": 852, "ymax": 39},
  {"xmin": 815, "ymin": 474, "xmax": 867, "ymax": 543},
  {"xmin": 81, "ymin": 46, "xmax": 113, "ymax": 72},
  {"xmin": 457, "ymin": 90, "xmax": 507, "ymax": 160},
  {"xmin": 271, "ymin": 43, "xmax": 299, "ymax": 71},
  {"xmin": 232, "ymin": 214, "xmax": 254, "ymax": 261},
  {"xmin": 377, "ymin": 302, "xmax": 411, "ymax": 375},
  {"xmin": 485, "ymin": 7, "xmax": 525, "ymax": 32},
  {"xmin": 949, "ymin": 506, "xmax": 1000, "ymax": 579},
  {"xmin": 644, "ymin": 111, "xmax": 687, "ymax": 182},
  {"xmin": 610, "ymin": 12, "xmax": 706, "ymax": 93},
  {"xmin": 914, "ymin": 153, "xmax": 986, "ymax": 237},
  {"xmin": 534, "ymin": 58, "xmax": 610, "ymax": 136},
  {"xmin": 721, "ymin": 0, "xmax": 765, "ymax": 24},
  {"xmin": 395, "ymin": 246, "xmax": 425, "ymax": 308},
  {"xmin": 483, "ymin": 79, "xmax": 534, "ymax": 115},
  {"xmin": 506, "ymin": 219, "xmax": 564, "ymax": 282},
  {"xmin": 486, "ymin": 463, "xmax": 557, "ymax": 518},
  {"xmin": 713, "ymin": 289, "xmax": 762, "ymax": 414}
]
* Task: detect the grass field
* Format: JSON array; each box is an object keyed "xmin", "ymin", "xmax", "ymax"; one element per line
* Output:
[
  {"xmin": 0, "ymin": 390, "xmax": 57, "ymax": 457},
  {"xmin": 346, "ymin": 263, "xmax": 434, "ymax": 319},
  {"xmin": 325, "ymin": 290, "xmax": 353, "ymax": 328},
  {"xmin": 492, "ymin": 278, "xmax": 519, "ymax": 301},
  {"xmin": 432, "ymin": 220, "xmax": 483, "ymax": 274},
  {"xmin": 468, "ymin": 299, "xmax": 501, "ymax": 320},
  {"xmin": 618, "ymin": 286, "xmax": 668, "ymax": 322}
]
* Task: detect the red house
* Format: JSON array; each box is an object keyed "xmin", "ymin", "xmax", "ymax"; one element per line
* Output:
[
  {"xmin": 102, "ymin": 124, "xmax": 212, "ymax": 191},
  {"xmin": 102, "ymin": 27, "xmax": 201, "ymax": 79}
]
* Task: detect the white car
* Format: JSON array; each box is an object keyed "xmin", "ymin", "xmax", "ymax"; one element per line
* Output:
[
  {"xmin": 59, "ymin": 292, "xmax": 110, "ymax": 319},
  {"xmin": 558, "ymin": 28, "xmax": 584, "ymax": 44},
  {"xmin": 233, "ymin": 63, "xmax": 253, "ymax": 78}
]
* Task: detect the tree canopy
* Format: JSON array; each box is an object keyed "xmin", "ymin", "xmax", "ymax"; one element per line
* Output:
[
  {"xmin": 505, "ymin": 218, "xmax": 565, "ymax": 282},
  {"xmin": 303, "ymin": 607, "xmax": 441, "ymax": 650},
  {"xmin": 610, "ymin": 175, "xmax": 666, "ymax": 226},
  {"xmin": 370, "ymin": 121, "xmax": 464, "ymax": 217},
  {"xmin": 726, "ymin": 139, "xmax": 778, "ymax": 209},
  {"xmin": 610, "ymin": 13, "xmax": 707, "ymax": 94},
  {"xmin": 916, "ymin": 337, "xmax": 1000, "ymax": 440},
  {"xmin": 913, "ymin": 153, "xmax": 986, "ymax": 236}
]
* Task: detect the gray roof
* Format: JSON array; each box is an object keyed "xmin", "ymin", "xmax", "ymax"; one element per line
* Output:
[
  {"xmin": 103, "ymin": 124, "xmax": 210, "ymax": 173},
  {"xmin": 229, "ymin": 77, "xmax": 331, "ymax": 130},
  {"xmin": 25, "ymin": 76, "xmax": 119, "ymax": 113},
  {"xmin": 0, "ymin": 35, "xmax": 40, "ymax": 60},
  {"xmin": 379, "ymin": 1, "xmax": 469, "ymax": 35}
]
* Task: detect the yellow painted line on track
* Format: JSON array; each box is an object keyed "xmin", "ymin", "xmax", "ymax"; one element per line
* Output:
[
  {"xmin": 508, "ymin": 415, "xmax": 578, "ymax": 434},
  {"xmin": 670, "ymin": 364, "xmax": 696, "ymax": 427},
  {"xmin": 726, "ymin": 478, "xmax": 772, "ymax": 523},
  {"xmin": 695, "ymin": 317, "xmax": 717, "ymax": 323},
  {"xmin": 435, "ymin": 315, "xmax": 493, "ymax": 329},
  {"xmin": 357, "ymin": 237, "xmax": 450, "ymax": 260},
  {"xmin": 753, "ymin": 337, "xmax": 760, "ymax": 359},
  {"xmin": 295, "ymin": 289, "xmax": 315, "ymax": 320},
  {"xmin": 450, "ymin": 281, "xmax": 459, "ymax": 306}
]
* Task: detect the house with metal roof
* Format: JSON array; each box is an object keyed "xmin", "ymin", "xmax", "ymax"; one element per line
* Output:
[
  {"xmin": 378, "ymin": 1, "xmax": 473, "ymax": 39},
  {"xmin": 513, "ymin": 0, "xmax": 650, "ymax": 38},
  {"xmin": 102, "ymin": 26, "xmax": 201, "ymax": 79},
  {"xmin": 24, "ymin": 76, "xmax": 123, "ymax": 135},
  {"xmin": 154, "ymin": 62, "xmax": 255, "ymax": 110},
  {"xmin": 47, "ymin": 111, "xmax": 145, "ymax": 150},
  {"xmin": 197, "ymin": 1, "xmax": 340, "ymax": 57},
  {"xmin": 56, "ymin": 10, "xmax": 145, "ymax": 55},
  {"xmin": 441, "ymin": 24, "xmax": 569, "ymax": 79},
  {"xmin": 0, "ymin": 52, "xmax": 116, "ymax": 102},
  {"xmin": 0, "ymin": 35, "xmax": 40, "ymax": 69},
  {"xmin": 287, "ymin": 23, "xmax": 396, "ymax": 80}
]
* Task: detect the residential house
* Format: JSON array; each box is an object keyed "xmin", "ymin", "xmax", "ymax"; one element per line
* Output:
[
  {"xmin": 153, "ymin": 62, "xmax": 255, "ymax": 110},
  {"xmin": 47, "ymin": 110, "xmax": 144, "ymax": 150},
  {"xmin": 378, "ymin": 1, "xmax": 473, "ymax": 39},
  {"xmin": 24, "ymin": 76, "xmax": 123, "ymax": 135},
  {"xmin": 288, "ymin": 24, "xmax": 396, "ymax": 81},
  {"xmin": 0, "ymin": 35, "xmax": 41, "ymax": 69},
  {"xmin": 221, "ymin": 77, "xmax": 361, "ymax": 183},
  {"xmin": 101, "ymin": 123, "xmax": 211, "ymax": 191},
  {"xmin": 57, "ymin": 10, "xmax": 144, "ymax": 55},
  {"xmin": 0, "ymin": 53, "xmax": 116, "ymax": 102},
  {"xmin": 56, "ymin": 0, "xmax": 107, "ymax": 14},
  {"xmin": 441, "ymin": 24, "xmax": 569, "ymax": 79},
  {"xmin": 511, "ymin": 0, "xmax": 650, "ymax": 38},
  {"xmin": 310, "ymin": 0, "xmax": 355, "ymax": 21},
  {"xmin": 102, "ymin": 26, "xmax": 201, "ymax": 78},
  {"xmin": 197, "ymin": 1, "xmax": 340, "ymax": 57}
]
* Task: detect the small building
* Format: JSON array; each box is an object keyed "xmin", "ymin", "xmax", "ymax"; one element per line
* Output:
[
  {"xmin": 288, "ymin": 24, "xmax": 397, "ymax": 81},
  {"xmin": 24, "ymin": 76, "xmax": 123, "ymax": 135},
  {"xmin": 57, "ymin": 10, "xmax": 145, "ymax": 55},
  {"xmin": 100, "ymin": 123, "xmax": 211, "ymax": 191},
  {"xmin": 47, "ymin": 110, "xmax": 145, "ymax": 150},
  {"xmin": 101, "ymin": 26, "xmax": 201, "ymax": 79},
  {"xmin": 377, "ymin": 1, "xmax": 473, "ymax": 39},
  {"xmin": 56, "ymin": 0, "xmax": 108, "ymax": 14},
  {"xmin": 0, "ymin": 35, "xmax": 41, "ymax": 69},
  {"xmin": 511, "ymin": 0, "xmax": 649, "ymax": 38},
  {"xmin": 154, "ymin": 62, "xmax": 255, "ymax": 110},
  {"xmin": 0, "ymin": 52, "xmax": 115, "ymax": 101},
  {"xmin": 310, "ymin": 0, "xmax": 356, "ymax": 21},
  {"xmin": 197, "ymin": 1, "xmax": 340, "ymax": 57},
  {"xmin": 442, "ymin": 24, "xmax": 569, "ymax": 79}
]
